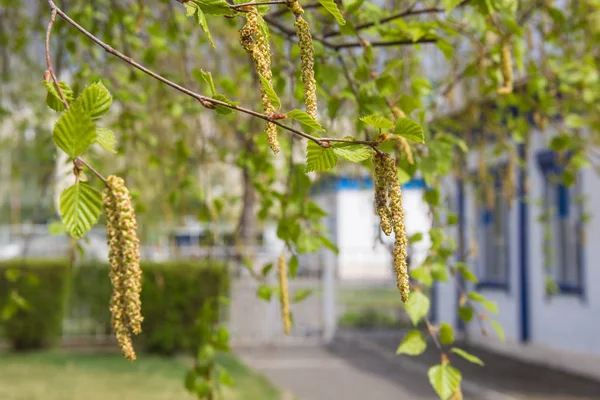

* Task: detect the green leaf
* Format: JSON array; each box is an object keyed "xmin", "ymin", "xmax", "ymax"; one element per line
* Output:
[
  {"xmin": 213, "ymin": 94, "xmax": 239, "ymax": 115},
  {"xmin": 199, "ymin": 69, "xmax": 217, "ymax": 96},
  {"xmin": 398, "ymin": 94, "xmax": 423, "ymax": 114},
  {"xmin": 293, "ymin": 288, "xmax": 313, "ymax": 303},
  {"xmin": 59, "ymin": 182, "xmax": 103, "ymax": 239},
  {"xmin": 565, "ymin": 114, "xmax": 585, "ymax": 128},
  {"xmin": 440, "ymin": 323, "xmax": 454, "ymax": 345},
  {"xmin": 43, "ymin": 81, "xmax": 74, "ymax": 112},
  {"xmin": 456, "ymin": 263, "xmax": 478, "ymax": 283},
  {"xmin": 332, "ymin": 142, "xmax": 372, "ymax": 162},
  {"xmin": 287, "ymin": 109, "xmax": 325, "ymax": 132},
  {"xmin": 48, "ymin": 221, "xmax": 67, "ymax": 236},
  {"xmin": 458, "ymin": 305, "xmax": 474, "ymax": 322},
  {"xmin": 410, "ymin": 266, "xmax": 433, "ymax": 287},
  {"xmin": 78, "ymin": 81, "xmax": 112, "ymax": 120},
  {"xmin": 319, "ymin": 235, "xmax": 339, "ymax": 254},
  {"xmin": 185, "ymin": 5, "xmax": 215, "ymax": 48},
  {"xmin": 257, "ymin": 284, "xmax": 273, "ymax": 301},
  {"xmin": 305, "ymin": 141, "xmax": 338, "ymax": 172},
  {"xmin": 52, "ymin": 102, "xmax": 97, "ymax": 158},
  {"xmin": 257, "ymin": 14, "xmax": 271, "ymax": 42},
  {"xmin": 396, "ymin": 330, "xmax": 427, "ymax": 356},
  {"xmin": 394, "ymin": 117, "xmax": 424, "ymax": 143},
  {"xmin": 289, "ymin": 255, "xmax": 299, "ymax": 278},
  {"xmin": 489, "ymin": 319, "xmax": 505, "ymax": 342},
  {"xmin": 435, "ymin": 39, "xmax": 454, "ymax": 60},
  {"xmin": 317, "ymin": 0, "xmax": 346, "ymax": 26},
  {"xmin": 428, "ymin": 364, "xmax": 462, "ymax": 400},
  {"xmin": 192, "ymin": 0, "xmax": 232, "ymax": 15},
  {"xmin": 451, "ymin": 347, "xmax": 484, "ymax": 366},
  {"xmin": 261, "ymin": 262, "xmax": 273, "ymax": 277},
  {"xmin": 96, "ymin": 128, "xmax": 117, "ymax": 153},
  {"xmin": 443, "ymin": 0, "xmax": 463, "ymax": 13},
  {"xmin": 468, "ymin": 292, "xmax": 499, "ymax": 314},
  {"xmin": 405, "ymin": 291, "xmax": 430, "ymax": 326},
  {"xmin": 258, "ymin": 73, "xmax": 281, "ymax": 110},
  {"xmin": 431, "ymin": 262, "xmax": 449, "ymax": 282},
  {"xmin": 360, "ymin": 115, "xmax": 394, "ymax": 129}
]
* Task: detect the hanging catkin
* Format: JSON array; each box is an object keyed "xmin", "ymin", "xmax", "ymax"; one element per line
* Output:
[
  {"xmin": 288, "ymin": 1, "xmax": 318, "ymax": 119},
  {"xmin": 497, "ymin": 37, "xmax": 513, "ymax": 95},
  {"xmin": 240, "ymin": 10, "xmax": 279, "ymax": 153},
  {"xmin": 278, "ymin": 253, "xmax": 291, "ymax": 335},
  {"xmin": 383, "ymin": 154, "xmax": 410, "ymax": 302},
  {"xmin": 103, "ymin": 175, "xmax": 143, "ymax": 361},
  {"xmin": 373, "ymin": 153, "xmax": 392, "ymax": 236}
]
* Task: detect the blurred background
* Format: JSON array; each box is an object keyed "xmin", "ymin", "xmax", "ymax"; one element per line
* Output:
[{"xmin": 2, "ymin": 0, "xmax": 600, "ymax": 399}]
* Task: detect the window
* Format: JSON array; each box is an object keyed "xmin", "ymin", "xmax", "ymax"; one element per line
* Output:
[
  {"xmin": 538, "ymin": 151, "xmax": 584, "ymax": 294},
  {"xmin": 476, "ymin": 167, "xmax": 510, "ymax": 289}
]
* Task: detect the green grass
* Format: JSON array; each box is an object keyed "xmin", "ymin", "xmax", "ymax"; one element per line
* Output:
[
  {"xmin": 337, "ymin": 286, "xmax": 405, "ymax": 309},
  {"xmin": 0, "ymin": 350, "xmax": 280, "ymax": 400}
]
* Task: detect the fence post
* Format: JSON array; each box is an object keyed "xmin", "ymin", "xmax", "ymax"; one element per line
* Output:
[{"xmin": 322, "ymin": 249, "xmax": 336, "ymax": 343}]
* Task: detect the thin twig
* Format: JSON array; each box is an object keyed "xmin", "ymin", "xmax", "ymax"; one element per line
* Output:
[
  {"xmin": 332, "ymin": 38, "xmax": 438, "ymax": 49},
  {"xmin": 266, "ymin": 1, "xmax": 320, "ymax": 18},
  {"xmin": 45, "ymin": 5, "xmax": 108, "ymax": 185},
  {"xmin": 230, "ymin": 0, "xmax": 288, "ymax": 9}
]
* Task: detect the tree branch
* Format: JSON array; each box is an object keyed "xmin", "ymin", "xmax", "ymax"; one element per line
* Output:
[
  {"xmin": 332, "ymin": 38, "xmax": 438, "ymax": 49},
  {"xmin": 45, "ymin": 0, "xmax": 381, "ymax": 149}
]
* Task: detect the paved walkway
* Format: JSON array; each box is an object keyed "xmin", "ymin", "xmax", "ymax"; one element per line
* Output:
[{"xmin": 236, "ymin": 332, "xmax": 600, "ymax": 400}]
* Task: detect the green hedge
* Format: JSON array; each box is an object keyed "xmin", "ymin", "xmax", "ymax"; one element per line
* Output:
[
  {"xmin": 0, "ymin": 259, "xmax": 229, "ymax": 354},
  {"xmin": 73, "ymin": 260, "xmax": 229, "ymax": 355},
  {"xmin": 0, "ymin": 259, "xmax": 70, "ymax": 350}
]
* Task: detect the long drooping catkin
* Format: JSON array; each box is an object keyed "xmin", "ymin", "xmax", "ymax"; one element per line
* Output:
[
  {"xmin": 288, "ymin": 1, "xmax": 318, "ymax": 120},
  {"xmin": 383, "ymin": 154, "xmax": 410, "ymax": 302},
  {"xmin": 103, "ymin": 175, "xmax": 143, "ymax": 361},
  {"xmin": 278, "ymin": 253, "xmax": 291, "ymax": 335},
  {"xmin": 240, "ymin": 10, "xmax": 279, "ymax": 153},
  {"xmin": 497, "ymin": 37, "xmax": 513, "ymax": 95},
  {"xmin": 373, "ymin": 154, "xmax": 392, "ymax": 236}
]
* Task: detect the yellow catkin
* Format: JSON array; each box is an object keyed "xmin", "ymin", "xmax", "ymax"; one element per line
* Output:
[
  {"xmin": 103, "ymin": 175, "xmax": 143, "ymax": 361},
  {"xmin": 289, "ymin": 1, "xmax": 318, "ymax": 120},
  {"xmin": 497, "ymin": 38, "xmax": 513, "ymax": 95},
  {"xmin": 383, "ymin": 154, "xmax": 409, "ymax": 302},
  {"xmin": 397, "ymin": 136, "xmax": 414, "ymax": 164},
  {"xmin": 278, "ymin": 253, "xmax": 291, "ymax": 335},
  {"xmin": 240, "ymin": 10, "xmax": 279, "ymax": 153},
  {"xmin": 373, "ymin": 153, "xmax": 392, "ymax": 236}
]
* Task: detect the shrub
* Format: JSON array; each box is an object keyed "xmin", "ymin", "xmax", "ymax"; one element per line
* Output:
[
  {"xmin": 0, "ymin": 259, "xmax": 70, "ymax": 350},
  {"xmin": 73, "ymin": 260, "xmax": 229, "ymax": 355}
]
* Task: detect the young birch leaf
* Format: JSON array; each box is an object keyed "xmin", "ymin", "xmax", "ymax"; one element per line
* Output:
[
  {"xmin": 458, "ymin": 305, "xmax": 474, "ymax": 322},
  {"xmin": 332, "ymin": 141, "xmax": 372, "ymax": 162},
  {"xmin": 489, "ymin": 319, "xmax": 505, "ymax": 342},
  {"xmin": 443, "ymin": 0, "xmax": 463, "ymax": 13},
  {"xmin": 52, "ymin": 102, "xmax": 97, "ymax": 158},
  {"xmin": 451, "ymin": 348, "xmax": 484, "ymax": 366},
  {"xmin": 394, "ymin": 117, "xmax": 425, "ymax": 143},
  {"xmin": 396, "ymin": 330, "xmax": 427, "ymax": 356},
  {"xmin": 410, "ymin": 266, "xmax": 433, "ymax": 287},
  {"xmin": 317, "ymin": 0, "xmax": 346, "ymax": 26},
  {"xmin": 440, "ymin": 323, "xmax": 454, "ymax": 345},
  {"xmin": 59, "ymin": 182, "xmax": 103, "ymax": 239},
  {"xmin": 187, "ymin": 5, "xmax": 215, "ymax": 48},
  {"xmin": 292, "ymin": 288, "xmax": 313, "ymax": 303},
  {"xmin": 43, "ymin": 81, "xmax": 74, "ymax": 112},
  {"xmin": 428, "ymin": 364, "xmax": 462, "ymax": 400},
  {"xmin": 193, "ymin": 0, "xmax": 232, "ymax": 15},
  {"xmin": 360, "ymin": 115, "xmax": 394, "ymax": 130},
  {"xmin": 257, "ymin": 14, "xmax": 271, "ymax": 42},
  {"xmin": 305, "ymin": 141, "xmax": 338, "ymax": 172},
  {"xmin": 468, "ymin": 292, "xmax": 499, "ymax": 314},
  {"xmin": 96, "ymin": 128, "xmax": 117, "ymax": 153},
  {"xmin": 405, "ymin": 291, "xmax": 430, "ymax": 326},
  {"xmin": 78, "ymin": 81, "xmax": 112, "ymax": 120},
  {"xmin": 199, "ymin": 69, "xmax": 217, "ymax": 96},
  {"xmin": 287, "ymin": 109, "xmax": 325, "ymax": 132},
  {"xmin": 258, "ymin": 73, "xmax": 281, "ymax": 110}
]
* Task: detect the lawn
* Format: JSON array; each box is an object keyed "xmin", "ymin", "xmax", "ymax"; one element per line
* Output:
[
  {"xmin": 337, "ymin": 286, "xmax": 405, "ymax": 309},
  {"xmin": 0, "ymin": 350, "xmax": 280, "ymax": 400}
]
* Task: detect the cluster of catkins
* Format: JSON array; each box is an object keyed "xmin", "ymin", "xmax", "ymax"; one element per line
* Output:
[
  {"xmin": 103, "ymin": 175, "xmax": 143, "ymax": 361},
  {"xmin": 288, "ymin": 1, "xmax": 318, "ymax": 120},
  {"xmin": 278, "ymin": 253, "xmax": 291, "ymax": 335},
  {"xmin": 239, "ymin": 9, "xmax": 279, "ymax": 153},
  {"xmin": 373, "ymin": 153, "xmax": 409, "ymax": 302}
]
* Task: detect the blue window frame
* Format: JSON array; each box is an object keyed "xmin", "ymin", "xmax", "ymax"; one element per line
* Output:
[
  {"xmin": 537, "ymin": 151, "xmax": 584, "ymax": 296},
  {"xmin": 475, "ymin": 166, "xmax": 511, "ymax": 290}
]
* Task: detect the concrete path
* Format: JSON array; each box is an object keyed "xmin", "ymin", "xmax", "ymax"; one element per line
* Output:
[{"xmin": 237, "ymin": 332, "xmax": 600, "ymax": 400}]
